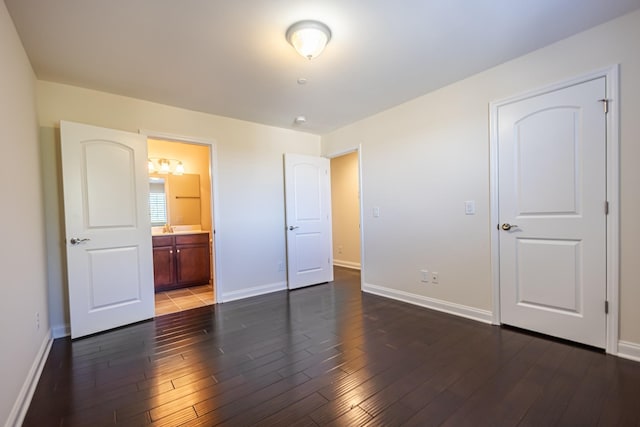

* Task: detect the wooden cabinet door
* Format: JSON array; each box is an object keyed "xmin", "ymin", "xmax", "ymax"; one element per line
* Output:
[
  {"xmin": 176, "ymin": 244, "xmax": 210, "ymax": 286},
  {"xmin": 153, "ymin": 245, "xmax": 175, "ymax": 291}
]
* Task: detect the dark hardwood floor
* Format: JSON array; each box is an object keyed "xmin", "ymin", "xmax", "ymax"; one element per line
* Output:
[{"xmin": 24, "ymin": 267, "xmax": 640, "ymax": 426}]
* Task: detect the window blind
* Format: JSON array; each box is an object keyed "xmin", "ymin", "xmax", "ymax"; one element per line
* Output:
[{"xmin": 149, "ymin": 192, "xmax": 167, "ymax": 225}]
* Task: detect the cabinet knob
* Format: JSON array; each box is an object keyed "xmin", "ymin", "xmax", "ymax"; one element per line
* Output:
[
  {"xmin": 177, "ymin": 249, "xmax": 180, "ymax": 253},
  {"xmin": 169, "ymin": 250, "xmax": 173, "ymax": 254}
]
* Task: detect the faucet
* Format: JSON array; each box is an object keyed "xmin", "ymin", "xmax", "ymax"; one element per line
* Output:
[{"xmin": 163, "ymin": 223, "xmax": 174, "ymax": 233}]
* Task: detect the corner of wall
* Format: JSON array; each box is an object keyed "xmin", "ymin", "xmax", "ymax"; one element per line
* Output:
[
  {"xmin": 4, "ymin": 330, "xmax": 53, "ymax": 427},
  {"xmin": 618, "ymin": 340, "xmax": 640, "ymax": 363}
]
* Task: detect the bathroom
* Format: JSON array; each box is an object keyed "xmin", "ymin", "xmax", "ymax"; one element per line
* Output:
[{"xmin": 148, "ymin": 138, "xmax": 215, "ymax": 315}]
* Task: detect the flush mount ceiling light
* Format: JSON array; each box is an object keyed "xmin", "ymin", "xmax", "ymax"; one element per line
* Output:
[{"xmin": 286, "ymin": 20, "xmax": 332, "ymax": 60}]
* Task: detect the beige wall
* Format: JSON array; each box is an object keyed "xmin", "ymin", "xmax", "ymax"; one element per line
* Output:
[
  {"xmin": 322, "ymin": 10, "xmax": 640, "ymax": 348},
  {"xmin": 331, "ymin": 152, "xmax": 361, "ymax": 269},
  {"xmin": 0, "ymin": 2, "xmax": 50, "ymax": 425},
  {"xmin": 148, "ymin": 139, "xmax": 212, "ymax": 232},
  {"xmin": 37, "ymin": 81, "xmax": 321, "ymax": 333}
]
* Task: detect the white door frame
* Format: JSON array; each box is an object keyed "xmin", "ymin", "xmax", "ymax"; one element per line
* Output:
[
  {"xmin": 489, "ymin": 65, "xmax": 620, "ymax": 354},
  {"xmin": 139, "ymin": 129, "xmax": 221, "ymax": 303},
  {"xmin": 325, "ymin": 145, "xmax": 365, "ymax": 290}
]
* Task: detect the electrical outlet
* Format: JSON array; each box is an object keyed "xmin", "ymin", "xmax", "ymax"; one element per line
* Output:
[
  {"xmin": 36, "ymin": 312, "xmax": 40, "ymax": 330},
  {"xmin": 431, "ymin": 272, "xmax": 439, "ymax": 284},
  {"xmin": 420, "ymin": 270, "xmax": 430, "ymax": 283},
  {"xmin": 338, "ymin": 245, "xmax": 343, "ymax": 254}
]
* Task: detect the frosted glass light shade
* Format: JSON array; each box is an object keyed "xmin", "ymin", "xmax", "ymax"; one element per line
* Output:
[
  {"xmin": 286, "ymin": 20, "xmax": 331, "ymax": 60},
  {"xmin": 159, "ymin": 159, "xmax": 170, "ymax": 174},
  {"xmin": 174, "ymin": 162, "xmax": 185, "ymax": 175}
]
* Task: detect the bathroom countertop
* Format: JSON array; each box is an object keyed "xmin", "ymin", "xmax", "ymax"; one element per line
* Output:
[
  {"xmin": 152, "ymin": 231, "xmax": 210, "ymax": 236},
  {"xmin": 151, "ymin": 227, "xmax": 209, "ymax": 236}
]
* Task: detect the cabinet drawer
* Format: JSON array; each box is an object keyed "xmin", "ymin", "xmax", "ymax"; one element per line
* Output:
[
  {"xmin": 175, "ymin": 233, "xmax": 209, "ymax": 245},
  {"xmin": 152, "ymin": 235, "xmax": 174, "ymax": 247}
]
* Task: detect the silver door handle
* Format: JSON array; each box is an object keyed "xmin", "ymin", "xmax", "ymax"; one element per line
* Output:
[
  {"xmin": 501, "ymin": 223, "xmax": 519, "ymax": 231},
  {"xmin": 70, "ymin": 238, "xmax": 91, "ymax": 245},
  {"xmin": 288, "ymin": 226, "xmax": 299, "ymax": 231}
]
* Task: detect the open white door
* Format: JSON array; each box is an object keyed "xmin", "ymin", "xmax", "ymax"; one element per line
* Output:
[
  {"xmin": 61, "ymin": 121, "xmax": 155, "ymax": 339},
  {"xmin": 284, "ymin": 153, "xmax": 333, "ymax": 289},
  {"xmin": 497, "ymin": 78, "xmax": 607, "ymax": 348}
]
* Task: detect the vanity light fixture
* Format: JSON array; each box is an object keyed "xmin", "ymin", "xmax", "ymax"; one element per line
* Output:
[
  {"xmin": 148, "ymin": 158, "xmax": 185, "ymax": 175},
  {"xmin": 286, "ymin": 20, "xmax": 332, "ymax": 60}
]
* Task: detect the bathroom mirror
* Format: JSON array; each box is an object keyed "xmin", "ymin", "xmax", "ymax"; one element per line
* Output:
[{"xmin": 148, "ymin": 174, "xmax": 201, "ymax": 226}]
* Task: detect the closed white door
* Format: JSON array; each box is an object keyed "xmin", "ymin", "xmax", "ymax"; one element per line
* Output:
[
  {"xmin": 61, "ymin": 121, "xmax": 155, "ymax": 339},
  {"xmin": 284, "ymin": 153, "xmax": 333, "ymax": 289},
  {"xmin": 497, "ymin": 77, "xmax": 607, "ymax": 348}
]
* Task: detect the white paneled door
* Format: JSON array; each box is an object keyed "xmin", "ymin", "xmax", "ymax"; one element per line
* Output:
[
  {"xmin": 284, "ymin": 153, "xmax": 333, "ymax": 290},
  {"xmin": 61, "ymin": 121, "xmax": 155, "ymax": 339},
  {"xmin": 497, "ymin": 78, "xmax": 607, "ymax": 348}
]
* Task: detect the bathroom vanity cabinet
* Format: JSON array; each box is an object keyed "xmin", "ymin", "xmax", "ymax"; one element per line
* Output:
[{"xmin": 152, "ymin": 232, "xmax": 210, "ymax": 292}]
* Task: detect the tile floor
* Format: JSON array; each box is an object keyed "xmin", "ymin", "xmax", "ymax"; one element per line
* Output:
[{"xmin": 154, "ymin": 284, "xmax": 214, "ymax": 316}]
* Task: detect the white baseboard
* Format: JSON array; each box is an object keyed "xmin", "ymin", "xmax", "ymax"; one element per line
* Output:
[
  {"xmin": 362, "ymin": 282, "xmax": 493, "ymax": 325},
  {"xmin": 6, "ymin": 330, "xmax": 53, "ymax": 427},
  {"xmin": 618, "ymin": 340, "xmax": 640, "ymax": 363},
  {"xmin": 220, "ymin": 281, "xmax": 287, "ymax": 303},
  {"xmin": 52, "ymin": 324, "xmax": 70, "ymax": 339},
  {"xmin": 333, "ymin": 260, "xmax": 361, "ymax": 270}
]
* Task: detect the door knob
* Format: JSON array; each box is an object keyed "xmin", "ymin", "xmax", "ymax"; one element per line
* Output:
[
  {"xmin": 501, "ymin": 223, "xmax": 518, "ymax": 231},
  {"xmin": 288, "ymin": 225, "xmax": 299, "ymax": 231},
  {"xmin": 70, "ymin": 238, "xmax": 91, "ymax": 245}
]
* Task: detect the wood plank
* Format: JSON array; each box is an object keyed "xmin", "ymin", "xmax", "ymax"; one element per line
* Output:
[{"xmin": 21, "ymin": 267, "xmax": 640, "ymax": 427}]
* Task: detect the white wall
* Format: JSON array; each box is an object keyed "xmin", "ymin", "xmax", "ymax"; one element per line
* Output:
[
  {"xmin": 322, "ymin": 10, "xmax": 640, "ymax": 346},
  {"xmin": 37, "ymin": 82, "xmax": 321, "ymax": 333},
  {"xmin": 0, "ymin": 2, "xmax": 51, "ymax": 425}
]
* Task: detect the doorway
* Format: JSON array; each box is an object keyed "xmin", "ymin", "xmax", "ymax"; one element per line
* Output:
[
  {"xmin": 490, "ymin": 66, "xmax": 620, "ymax": 353},
  {"xmin": 147, "ymin": 137, "xmax": 217, "ymax": 315},
  {"xmin": 282, "ymin": 149, "xmax": 363, "ymax": 290},
  {"xmin": 330, "ymin": 151, "xmax": 362, "ymax": 271}
]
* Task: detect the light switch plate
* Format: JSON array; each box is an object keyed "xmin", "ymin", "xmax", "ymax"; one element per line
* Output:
[
  {"xmin": 420, "ymin": 270, "xmax": 430, "ymax": 283},
  {"xmin": 464, "ymin": 200, "xmax": 475, "ymax": 215}
]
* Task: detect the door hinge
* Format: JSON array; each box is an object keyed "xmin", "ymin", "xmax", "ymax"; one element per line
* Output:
[
  {"xmin": 598, "ymin": 98, "xmax": 610, "ymax": 114},
  {"xmin": 605, "ymin": 300, "xmax": 609, "ymax": 314},
  {"xmin": 605, "ymin": 201, "xmax": 609, "ymax": 215}
]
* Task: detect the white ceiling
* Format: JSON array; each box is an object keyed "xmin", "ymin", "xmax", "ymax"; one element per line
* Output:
[{"xmin": 6, "ymin": 0, "xmax": 640, "ymax": 134}]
